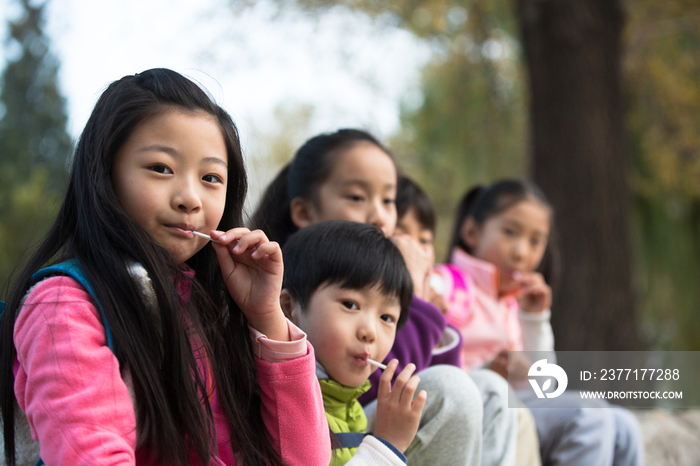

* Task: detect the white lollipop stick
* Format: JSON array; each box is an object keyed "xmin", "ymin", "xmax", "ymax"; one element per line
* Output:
[
  {"xmin": 192, "ymin": 231, "xmax": 220, "ymax": 243},
  {"xmin": 367, "ymin": 358, "xmax": 387, "ymax": 370}
]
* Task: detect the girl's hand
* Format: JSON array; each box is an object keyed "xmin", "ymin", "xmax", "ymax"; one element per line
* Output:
[
  {"xmin": 516, "ymin": 272, "xmax": 552, "ymax": 314},
  {"xmin": 391, "ymin": 234, "xmax": 432, "ymax": 300},
  {"xmin": 210, "ymin": 228, "xmax": 289, "ymax": 341},
  {"xmin": 373, "ymin": 360, "xmax": 426, "ymax": 453}
]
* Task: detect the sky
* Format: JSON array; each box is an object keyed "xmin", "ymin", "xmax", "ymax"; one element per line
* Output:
[
  {"xmin": 1, "ymin": 0, "xmax": 430, "ymax": 163},
  {"xmin": 0, "ymin": 0, "xmax": 431, "ymax": 204}
]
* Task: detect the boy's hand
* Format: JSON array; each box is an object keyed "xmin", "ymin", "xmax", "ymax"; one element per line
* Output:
[
  {"xmin": 488, "ymin": 350, "xmax": 531, "ymax": 384},
  {"xmin": 211, "ymin": 228, "xmax": 289, "ymax": 341},
  {"xmin": 508, "ymin": 351, "xmax": 531, "ymax": 383},
  {"xmin": 391, "ymin": 234, "xmax": 432, "ymax": 300},
  {"xmin": 427, "ymin": 284, "xmax": 449, "ymax": 315},
  {"xmin": 516, "ymin": 272, "xmax": 552, "ymax": 314},
  {"xmin": 488, "ymin": 349, "xmax": 509, "ymax": 379},
  {"xmin": 373, "ymin": 360, "xmax": 427, "ymax": 453}
]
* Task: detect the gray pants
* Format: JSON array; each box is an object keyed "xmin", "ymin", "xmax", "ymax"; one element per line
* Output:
[
  {"xmin": 519, "ymin": 391, "xmax": 644, "ymax": 466},
  {"xmin": 470, "ymin": 368, "xmax": 519, "ymax": 466},
  {"xmin": 364, "ymin": 365, "xmax": 483, "ymax": 466}
]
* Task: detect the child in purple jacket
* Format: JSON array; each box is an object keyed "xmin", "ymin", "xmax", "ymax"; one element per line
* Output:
[{"xmin": 252, "ymin": 128, "xmax": 522, "ymax": 466}]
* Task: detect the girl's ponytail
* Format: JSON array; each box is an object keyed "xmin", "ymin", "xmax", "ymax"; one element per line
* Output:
[{"xmin": 447, "ymin": 185, "xmax": 486, "ymax": 261}]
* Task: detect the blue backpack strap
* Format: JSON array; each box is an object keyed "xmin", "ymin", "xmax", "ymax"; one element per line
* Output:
[
  {"xmin": 334, "ymin": 432, "xmax": 367, "ymax": 449},
  {"xmin": 30, "ymin": 259, "xmax": 115, "ymax": 353}
]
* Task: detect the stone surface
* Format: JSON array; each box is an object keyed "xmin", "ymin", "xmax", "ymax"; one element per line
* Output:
[{"xmin": 635, "ymin": 409, "xmax": 700, "ymax": 466}]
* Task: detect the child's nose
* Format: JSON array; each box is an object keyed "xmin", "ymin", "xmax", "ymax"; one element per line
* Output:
[
  {"xmin": 173, "ymin": 179, "xmax": 202, "ymax": 213},
  {"xmin": 367, "ymin": 199, "xmax": 387, "ymax": 230},
  {"xmin": 512, "ymin": 237, "xmax": 529, "ymax": 261},
  {"xmin": 357, "ymin": 319, "xmax": 376, "ymax": 343}
]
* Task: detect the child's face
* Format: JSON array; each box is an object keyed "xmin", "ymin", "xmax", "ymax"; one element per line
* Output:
[
  {"xmin": 462, "ymin": 199, "xmax": 550, "ymax": 295},
  {"xmin": 112, "ymin": 109, "xmax": 228, "ymax": 263},
  {"xmin": 293, "ymin": 142, "xmax": 398, "ymax": 237},
  {"xmin": 396, "ymin": 207, "xmax": 434, "ymax": 258},
  {"xmin": 288, "ymin": 283, "xmax": 401, "ymax": 388}
]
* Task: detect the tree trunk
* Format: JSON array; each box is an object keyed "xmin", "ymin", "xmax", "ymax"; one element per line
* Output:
[{"xmin": 516, "ymin": 0, "xmax": 639, "ymax": 350}]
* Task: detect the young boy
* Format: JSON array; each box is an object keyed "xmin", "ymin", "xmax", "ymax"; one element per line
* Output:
[
  {"xmin": 280, "ymin": 220, "xmax": 426, "ymax": 466},
  {"xmin": 394, "ymin": 175, "xmax": 447, "ymax": 314}
]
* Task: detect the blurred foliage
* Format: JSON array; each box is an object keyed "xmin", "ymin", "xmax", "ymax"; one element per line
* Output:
[
  {"xmin": 0, "ymin": 0, "xmax": 71, "ymax": 291},
  {"xmin": 624, "ymin": 0, "xmax": 700, "ymax": 350},
  {"xmin": 254, "ymin": 0, "xmax": 527, "ymax": 258},
  {"xmin": 385, "ymin": 1, "xmax": 526, "ymax": 262},
  {"xmin": 248, "ymin": 0, "xmax": 700, "ymax": 350},
  {"xmin": 245, "ymin": 103, "xmax": 315, "ymax": 220},
  {"xmin": 0, "ymin": 0, "xmax": 696, "ymax": 348}
]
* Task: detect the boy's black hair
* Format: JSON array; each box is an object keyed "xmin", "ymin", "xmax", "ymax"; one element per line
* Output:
[
  {"xmin": 396, "ymin": 175, "xmax": 436, "ymax": 234},
  {"xmin": 282, "ymin": 220, "xmax": 413, "ymax": 328}
]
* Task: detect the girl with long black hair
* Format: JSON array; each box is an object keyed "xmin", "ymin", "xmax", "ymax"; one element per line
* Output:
[{"xmin": 1, "ymin": 69, "xmax": 330, "ymax": 466}]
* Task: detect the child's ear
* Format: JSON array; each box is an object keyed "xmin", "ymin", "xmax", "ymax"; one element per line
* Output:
[
  {"xmin": 290, "ymin": 197, "xmax": 315, "ymax": 229},
  {"xmin": 279, "ymin": 289, "xmax": 300, "ymax": 324},
  {"xmin": 460, "ymin": 217, "xmax": 481, "ymax": 250}
]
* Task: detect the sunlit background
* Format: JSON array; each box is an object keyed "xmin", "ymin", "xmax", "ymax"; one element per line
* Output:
[
  {"xmin": 0, "ymin": 0, "xmax": 432, "ymax": 202},
  {"xmin": 1, "ymin": 0, "xmax": 699, "ymax": 355}
]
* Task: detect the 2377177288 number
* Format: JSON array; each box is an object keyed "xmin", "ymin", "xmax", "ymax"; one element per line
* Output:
[{"xmin": 580, "ymin": 369, "xmax": 680, "ymax": 381}]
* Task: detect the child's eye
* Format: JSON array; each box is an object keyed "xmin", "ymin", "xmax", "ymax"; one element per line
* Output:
[
  {"xmin": 531, "ymin": 237, "xmax": 541, "ymax": 248},
  {"xmin": 149, "ymin": 164, "xmax": 172, "ymax": 174},
  {"xmin": 341, "ymin": 300, "xmax": 359, "ymax": 310},
  {"xmin": 503, "ymin": 228, "xmax": 516, "ymax": 237},
  {"xmin": 383, "ymin": 198, "xmax": 395, "ymax": 205},
  {"xmin": 380, "ymin": 314, "xmax": 397, "ymax": 323},
  {"xmin": 203, "ymin": 174, "xmax": 224, "ymax": 184},
  {"xmin": 347, "ymin": 195, "xmax": 365, "ymax": 202}
]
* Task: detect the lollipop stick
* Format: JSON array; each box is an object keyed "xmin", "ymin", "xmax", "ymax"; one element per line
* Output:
[
  {"xmin": 193, "ymin": 231, "xmax": 220, "ymax": 243},
  {"xmin": 367, "ymin": 358, "xmax": 387, "ymax": 370}
]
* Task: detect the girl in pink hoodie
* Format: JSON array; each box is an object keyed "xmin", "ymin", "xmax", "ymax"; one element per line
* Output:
[
  {"xmin": 1, "ymin": 69, "xmax": 330, "ymax": 466},
  {"xmin": 435, "ymin": 179, "xmax": 643, "ymax": 466}
]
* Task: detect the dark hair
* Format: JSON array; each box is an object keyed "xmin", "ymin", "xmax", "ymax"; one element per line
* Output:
[
  {"xmin": 250, "ymin": 128, "xmax": 396, "ymax": 245},
  {"xmin": 282, "ymin": 221, "xmax": 413, "ymax": 328},
  {"xmin": 1, "ymin": 69, "xmax": 281, "ymax": 466},
  {"xmin": 396, "ymin": 175, "xmax": 436, "ymax": 233},
  {"xmin": 447, "ymin": 179, "xmax": 560, "ymax": 286}
]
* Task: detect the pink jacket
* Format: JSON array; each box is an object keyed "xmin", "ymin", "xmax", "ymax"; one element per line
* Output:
[
  {"xmin": 13, "ymin": 276, "xmax": 331, "ymax": 465},
  {"xmin": 434, "ymin": 249, "xmax": 553, "ymax": 372}
]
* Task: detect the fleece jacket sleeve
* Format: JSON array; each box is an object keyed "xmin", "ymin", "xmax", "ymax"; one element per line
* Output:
[
  {"xmin": 13, "ymin": 277, "xmax": 137, "ymax": 466},
  {"xmin": 249, "ymin": 319, "xmax": 308, "ymax": 362},
  {"xmin": 255, "ymin": 340, "xmax": 332, "ymax": 466}
]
